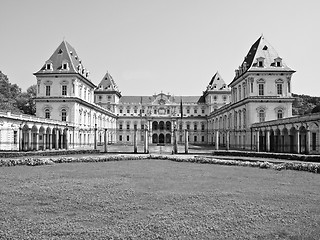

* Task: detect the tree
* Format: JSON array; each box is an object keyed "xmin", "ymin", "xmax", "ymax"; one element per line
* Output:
[
  {"xmin": 311, "ymin": 105, "xmax": 320, "ymax": 114},
  {"xmin": 0, "ymin": 71, "xmax": 22, "ymax": 113},
  {"xmin": 16, "ymin": 84, "xmax": 37, "ymax": 115}
]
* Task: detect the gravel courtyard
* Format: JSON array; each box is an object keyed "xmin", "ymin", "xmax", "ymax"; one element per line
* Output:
[{"xmin": 1, "ymin": 159, "xmax": 319, "ymax": 239}]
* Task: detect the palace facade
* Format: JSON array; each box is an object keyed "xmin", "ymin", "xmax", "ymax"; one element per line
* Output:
[{"xmin": 0, "ymin": 35, "xmax": 319, "ymax": 154}]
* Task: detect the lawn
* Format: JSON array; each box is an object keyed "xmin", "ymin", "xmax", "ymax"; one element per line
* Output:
[{"xmin": 0, "ymin": 160, "xmax": 319, "ymax": 239}]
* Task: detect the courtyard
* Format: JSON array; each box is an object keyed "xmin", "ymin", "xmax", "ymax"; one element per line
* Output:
[{"xmin": 0, "ymin": 159, "xmax": 319, "ymax": 239}]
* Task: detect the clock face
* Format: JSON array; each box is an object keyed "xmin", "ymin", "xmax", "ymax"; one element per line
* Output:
[{"xmin": 159, "ymin": 99, "xmax": 165, "ymax": 105}]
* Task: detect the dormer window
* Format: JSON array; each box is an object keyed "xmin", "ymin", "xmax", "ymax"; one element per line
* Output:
[
  {"xmin": 257, "ymin": 57, "xmax": 265, "ymax": 67},
  {"xmin": 63, "ymin": 62, "xmax": 68, "ymax": 70},
  {"xmin": 274, "ymin": 57, "xmax": 282, "ymax": 67},
  {"xmin": 46, "ymin": 63, "xmax": 53, "ymax": 70}
]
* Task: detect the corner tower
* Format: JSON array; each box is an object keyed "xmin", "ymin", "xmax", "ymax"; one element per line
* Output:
[
  {"xmin": 94, "ymin": 71, "xmax": 122, "ymax": 113},
  {"xmin": 203, "ymin": 72, "xmax": 231, "ymax": 112}
]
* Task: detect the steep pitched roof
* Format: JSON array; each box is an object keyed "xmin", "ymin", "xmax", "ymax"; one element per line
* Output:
[
  {"xmin": 96, "ymin": 72, "xmax": 120, "ymax": 92},
  {"xmin": 230, "ymin": 35, "xmax": 295, "ymax": 85},
  {"xmin": 35, "ymin": 40, "xmax": 89, "ymax": 76},
  {"xmin": 206, "ymin": 71, "xmax": 229, "ymax": 91}
]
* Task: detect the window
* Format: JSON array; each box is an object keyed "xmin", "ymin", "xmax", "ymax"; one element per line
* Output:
[
  {"xmin": 243, "ymin": 110, "xmax": 246, "ymax": 127},
  {"xmin": 45, "ymin": 109, "xmax": 50, "ymax": 119},
  {"xmin": 167, "ymin": 109, "xmax": 170, "ymax": 114},
  {"xmin": 223, "ymin": 96, "xmax": 227, "ymax": 101},
  {"xmin": 127, "ymin": 109, "xmax": 130, "ymax": 114},
  {"xmin": 277, "ymin": 84, "xmax": 283, "ymax": 95},
  {"xmin": 179, "ymin": 124, "xmax": 182, "ymax": 130},
  {"xmin": 202, "ymin": 109, "xmax": 205, "ymax": 114},
  {"xmin": 61, "ymin": 109, "xmax": 67, "ymax": 121},
  {"xmin": 142, "ymin": 109, "xmax": 145, "ymax": 114},
  {"xmin": 62, "ymin": 85, "xmax": 67, "ymax": 96},
  {"xmin": 194, "ymin": 109, "xmax": 197, "ymax": 114},
  {"xmin": 258, "ymin": 84, "xmax": 264, "ymax": 96},
  {"xmin": 243, "ymin": 85, "xmax": 246, "ymax": 98},
  {"xmin": 213, "ymin": 96, "xmax": 217, "ymax": 101},
  {"xmin": 119, "ymin": 124, "xmax": 123, "ymax": 130},
  {"xmin": 154, "ymin": 109, "xmax": 157, "ymax": 114},
  {"xmin": 259, "ymin": 109, "xmax": 265, "ymax": 122},
  {"xmin": 134, "ymin": 109, "xmax": 137, "ymax": 114},
  {"xmin": 288, "ymin": 81, "xmax": 291, "ymax": 93},
  {"xmin": 141, "ymin": 124, "xmax": 144, "ymax": 130},
  {"xmin": 258, "ymin": 61, "xmax": 264, "ymax": 67},
  {"xmin": 194, "ymin": 136, "xmax": 197, "ymax": 142},
  {"xmin": 13, "ymin": 131, "xmax": 17, "ymax": 144},
  {"xmin": 312, "ymin": 133, "xmax": 316, "ymax": 151},
  {"xmin": 201, "ymin": 124, "xmax": 205, "ymax": 131},
  {"xmin": 201, "ymin": 136, "xmax": 205, "ymax": 142},
  {"xmin": 120, "ymin": 109, "xmax": 123, "ymax": 114},
  {"xmin": 62, "ymin": 62, "xmax": 68, "ymax": 70},
  {"xmin": 277, "ymin": 109, "xmax": 283, "ymax": 119},
  {"xmin": 194, "ymin": 124, "xmax": 197, "ymax": 131},
  {"xmin": 134, "ymin": 124, "xmax": 137, "ymax": 130},
  {"xmin": 98, "ymin": 96, "xmax": 102, "ymax": 101},
  {"xmin": 127, "ymin": 124, "xmax": 130, "ymax": 130},
  {"xmin": 187, "ymin": 109, "xmax": 190, "ymax": 114},
  {"xmin": 46, "ymin": 63, "xmax": 52, "ymax": 70},
  {"xmin": 187, "ymin": 124, "xmax": 190, "ymax": 130},
  {"xmin": 127, "ymin": 135, "xmax": 130, "ymax": 141},
  {"xmin": 46, "ymin": 86, "xmax": 51, "ymax": 96}
]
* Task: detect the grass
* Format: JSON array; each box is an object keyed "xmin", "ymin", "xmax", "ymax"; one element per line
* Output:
[{"xmin": 0, "ymin": 160, "xmax": 320, "ymax": 239}]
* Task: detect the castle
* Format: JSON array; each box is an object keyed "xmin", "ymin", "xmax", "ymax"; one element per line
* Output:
[{"xmin": 0, "ymin": 35, "xmax": 319, "ymax": 154}]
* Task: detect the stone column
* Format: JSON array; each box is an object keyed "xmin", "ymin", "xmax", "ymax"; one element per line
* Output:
[
  {"xmin": 144, "ymin": 129, "xmax": 149, "ymax": 153},
  {"xmin": 27, "ymin": 128, "xmax": 32, "ymax": 151},
  {"xmin": 49, "ymin": 133, "xmax": 53, "ymax": 150},
  {"xmin": 35, "ymin": 131, "xmax": 39, "ymax": 151},
  {"xmin": 226, "ymin": 130, "xmax": 230, "ymax": 150},
  {"xmin": 266, "ymin": 129, "xmax": 270, "ymax": 152},
  {"xmin": 55, "ymin": 129, "xmax": 59, "ymax": 150},
  {"xmin": 43, "ymin": 134, "xmax": 46, "ymax": 150},
  {"xmin": 184, "ymin": 129, "xmax": 189, "ymax": 154},
  {"xmin": 173, "ymin": 129, "xmax": 178, "ymax": 154},
  {"xmin": 104, "ymin": 129, "xmax": 108, "ymax": 153},
  {"xmin": 295, "ymin": 129, "xmax": 300, "ymax": 154},
  {"xmin": 306, "ymin": 128, "xmax": 310, "ymax": 154},
  {"xmin": 215, "ymin": 130, "xmax": 219, "ymax": 150},
  {"xmin": 148, "ymin": 120, "xmax": 152, "ymax": 144},
  {"xmin": 19, "ymin": 127, "xmax": 23, "ymax": 151},
  {"xmin": 133, "ymin": 129, "xmax": 137, "ymax": 153},
  {"xmin": 256, "ymin": 130, "xmax": 260, "ymax": 152},
  {"xmin": 65, "ymin": 129, "xmax": 69, "ymax": 150},
  {"xmin": 94, "ymin": 124, "xmax": 97, "ymax": 150}
]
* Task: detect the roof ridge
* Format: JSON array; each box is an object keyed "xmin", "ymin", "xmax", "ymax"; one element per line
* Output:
[{"xmin": 63, "ymin": 40, "xmax": 77, "ymax": 72}]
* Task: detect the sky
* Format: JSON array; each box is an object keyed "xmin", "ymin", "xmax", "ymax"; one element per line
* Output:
[{"xmin": 0, "ymin": 0, "xmax": 319, "ymax": 97}]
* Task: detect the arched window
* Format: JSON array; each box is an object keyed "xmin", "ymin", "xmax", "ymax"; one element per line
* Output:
[
  {"xmin": 277, "ymin": 109, "xmax": 283, "ymax": 119},
  {"xmin": 45, "ymin": 109, "xmax": 50, "ymax": 119},
  {"xmin": 259, "ymin": 109, "xmax": 265, "ymax": 122},
  {"xmin": 61, "ymin": 109, "xmax": 67, "ymax": 121}
]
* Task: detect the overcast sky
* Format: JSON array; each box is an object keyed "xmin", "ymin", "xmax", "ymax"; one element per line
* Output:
[{"xmin": 1, "ymin": 0, "xmax": 319, "ymax": 96}]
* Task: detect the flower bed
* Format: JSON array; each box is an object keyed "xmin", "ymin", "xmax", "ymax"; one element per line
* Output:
[
  {"xmin": 213, "ymin": 150, "xmax": 320, "ymax": 162},
  {"xmin": 1, "ymin": 154, "xmax": 319, "ymax": 174},
  {"xmin": 0, "ymin": 149, "xmax": 100, "ymax": 158}
]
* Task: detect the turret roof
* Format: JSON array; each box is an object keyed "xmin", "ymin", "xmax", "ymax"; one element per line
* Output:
[
  {"xmin": 96, "ymin": 71, "xmax": 120, "ymax": 92},
  {"xmin": 206, "ymin": 71, "xmax": 229, "ymax": 91},
  {"xmin": 230, "ymin": 35, "xmax": 295, "ymax": 85}
]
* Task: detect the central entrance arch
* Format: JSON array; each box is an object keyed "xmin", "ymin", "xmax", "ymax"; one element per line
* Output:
[{"xmin": 159, "ymin": 133, "xmax": 165, "ymax": 144}]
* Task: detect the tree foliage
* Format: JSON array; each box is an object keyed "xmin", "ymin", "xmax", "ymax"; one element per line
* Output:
[
  {"xmin": 292, "ymin": 93, "xmax": 320, "ymax": 115},
  {"xmin": 0, "ymin": 71, "xmax": 36, "ymax": 115}
]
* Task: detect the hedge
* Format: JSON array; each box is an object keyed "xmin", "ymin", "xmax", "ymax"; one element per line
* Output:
[{"xmin": 0, "ymin": 149, "xmax": 100, "ymax": 158}]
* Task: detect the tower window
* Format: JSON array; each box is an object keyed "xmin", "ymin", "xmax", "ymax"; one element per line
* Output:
[
  {"xmin": 61, "ymin": 109, "xmax": 67, "ymax": 121},
  {"xmin": 45, "ymin": 109, "xmax": 50, "ymax": 119},
  {"xmin": 259, "ymin": 109, "xmax": 265, "ymax": 122},
  {"xmin": 277, "ymin": 109, "xmax": 283, "ymax": 119},
  {"xmin": 62, "ymin": 62, "xmax": 69, "ymax": 70},
  {"xmin": 277, "ymin": 84, "xmax": 283, "ymax": 95},
  {"xmin": 258, "ymin": 84, "xmax": 264, "ymax": 96},
  {"xmin": 62, "ymin": 85, "xmax": 67, "ymax": 96},
  {"xmin": 45, "ymin": 86, "xmax": 51, "ymax": 96}
]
